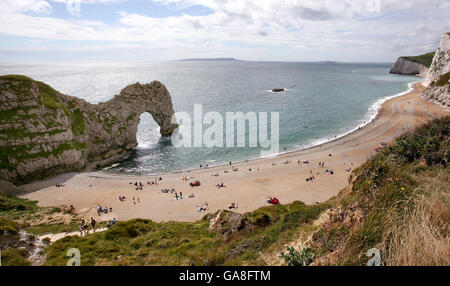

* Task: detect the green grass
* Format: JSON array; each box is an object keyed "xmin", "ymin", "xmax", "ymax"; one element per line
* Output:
[
  {"xmin": 402, "ymin": 52, "xmax": 435, "ymax": 68},
  {"xmin": 71, "ymin": 109, "xmax": 85, "ymax": 136},
  {"xmin": 0, "ymin": 249, "xmax": 31, "ymax": 266},
  {"xmin": 44, "ymin": 201, "xmax": 329, "ymax": 266},
  {"xmin": 0, "ymin": 217, "xmax": 20, "ymax": 235},
  {"xmin": 0, "ymin": 195, "xmax": 40, "ymax": 220},
  {"xmin": 0, "ymin": 195, "xmax": 83, "ymax": 236}
]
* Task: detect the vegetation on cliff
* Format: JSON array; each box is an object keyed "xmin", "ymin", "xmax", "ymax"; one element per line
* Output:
[
  {"xmin": 310, "ymin": 117, "xmax": 449, "ymax": 265},
  {"xmin": 402, "ymin": 52, "xmax": 436, "ymax": 68},
  {"xmin": 0, "ymin": 194, "xmax": 82, "ymax": 235}
]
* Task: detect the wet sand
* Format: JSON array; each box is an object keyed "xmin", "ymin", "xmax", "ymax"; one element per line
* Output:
[{"xmin": 19, "ymin": 83, "xmax": 449, "ymax": 222}]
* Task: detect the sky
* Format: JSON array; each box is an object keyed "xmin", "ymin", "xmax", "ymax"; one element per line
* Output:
[{"xmin": 0, "ymin": 0, "xmax": 449, "ymax": 63}]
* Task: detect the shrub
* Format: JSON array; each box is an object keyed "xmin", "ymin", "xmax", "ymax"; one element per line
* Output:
[{"xmin": 280, "ymin": 246, "xmax": 315, "ymax": 266}]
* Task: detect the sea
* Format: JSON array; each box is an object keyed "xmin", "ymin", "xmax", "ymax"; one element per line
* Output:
[{"xmin": 0, "ymin": 61, "xmax": 418, "ymax": 175}]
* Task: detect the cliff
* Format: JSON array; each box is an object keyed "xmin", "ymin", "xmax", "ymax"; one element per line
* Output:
[
  {"xmin": 0, "ymin": 75, "xmax": 178, "ymax": 185},
  {"xmin": 422, "ymin": 33, "xmax": 450, "ymax": 107},
  {"xmin": 389, "ymin": 52, "xmax": 435, "ymax": 75}
]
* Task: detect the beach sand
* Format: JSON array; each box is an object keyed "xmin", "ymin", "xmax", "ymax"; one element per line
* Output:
[{"xmin": 19, "ymin": 83, "xmax": 449, "ymax": 222}]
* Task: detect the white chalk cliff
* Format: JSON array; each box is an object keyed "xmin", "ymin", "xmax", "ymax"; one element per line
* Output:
[{"xmin": 422, "ymin": 33, "xmax": 450, "ymax": 107}]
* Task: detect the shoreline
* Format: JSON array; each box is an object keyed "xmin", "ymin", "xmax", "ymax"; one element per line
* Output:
[
  {"xmin": 98, "ymin": 80, "xmax": 420, "ymax": 179},
  {"xmin": 19, "ymin": 82, "xmax": 449, "ymax": 223},
  {"xmin": 101, "ymin": 80, "xmax": 421, "ymax": 178}
]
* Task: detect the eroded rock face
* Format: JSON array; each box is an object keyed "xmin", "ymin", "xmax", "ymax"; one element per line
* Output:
[
  {"xmin": 0, "ymin": 75, "xmax": 178, "ymax": 185},
  {"xmin": 389, "ymin": 57, "xmax": 428, "ymax": 75},
  {"xmin": 422, "ymin": 33, "xmax": 450, "ymax": 107}
]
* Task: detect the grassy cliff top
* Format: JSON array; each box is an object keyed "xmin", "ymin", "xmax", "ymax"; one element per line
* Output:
[{"xmin": 402, "ymin": 52, "xmax": 435, "ymax": 68}]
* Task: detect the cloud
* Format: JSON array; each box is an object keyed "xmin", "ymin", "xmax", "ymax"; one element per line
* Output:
[
  {"xmin": 49, "ymin": 0, "xmax": 125, "ymax": 16},
  {"xmin": 0, "ymin": 0, "xmax": 449, "ymax": 62},
  {"xmin": 1, "ymin": 0, "xmax": 53, "ymax": 13}
]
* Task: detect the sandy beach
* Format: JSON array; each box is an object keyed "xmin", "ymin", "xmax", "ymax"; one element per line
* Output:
[{"xmin": 18, "ymin": 82, "xmax": 449, "ymax": 223}]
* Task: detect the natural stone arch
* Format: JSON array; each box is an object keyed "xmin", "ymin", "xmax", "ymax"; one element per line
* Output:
[
  {"xmin": 86, "ymin": 81, "xmax": 179, "ymax": 163},
  {"xmin": 0, "ymin": 75, "xmax": 178, "ymax": 184}
]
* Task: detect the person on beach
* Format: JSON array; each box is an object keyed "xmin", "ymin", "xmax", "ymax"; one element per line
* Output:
[
  {"xmin": 180, "ymin": 192, "xmax": 183, "ymax": 199},
  {"xmin": 228, "ymin": 203, "xmax": 238, "ymax": 209},
  {"xmin": 175, "ymin": 192, "xmax": 179, "ymax": 200}
]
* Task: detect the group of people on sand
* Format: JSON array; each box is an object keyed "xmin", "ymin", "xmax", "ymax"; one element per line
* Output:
[
  {"xmin": 134, "ymin": 182, "xmax": 144, "ymax": 190},
  {"xmin": 97, "ymin": 205, "xmax": 112, "ymax": 216},
  {"xmin": 306, "ymin": 175, "xmax": 316, "ymax": 182},
  {"xmin": 216, "ymin": 182, "xmax": 225, "ymax": 189},
  {"xmin": 147, "ymin": 177, "xmax": 163, "ymax": 185},
  {"xmin": 298, "ymin": 160, "xmax": 309, "ymax": 164},
  {"xmin": 196, "ymin": 202, "xmax": 209, "ymax": 212},
  {"xmin": 161, "ymin": 188, "xmax": 175, "ymax": 193},
  {"xmin": 55, "ymin": 183, "xmax": 65, "ymax": 188},
  {"xmin": 318, "ymin": 161, "xmax": 325, "ymax": 167},
  {"xmin": 174, "ymin": 191, "xmax": 183, "ymax": 200},
  {"xmin": 118, "ymin": 195, "xmax": 126, "ymax": 202},
  {"xmin": 228, "ymin": 202, "xmax": 238, "ymax": 209}
]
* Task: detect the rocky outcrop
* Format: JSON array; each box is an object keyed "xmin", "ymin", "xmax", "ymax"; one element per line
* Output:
[
  {"xmin": 422, "ymin": 33, "xmax": 450, "ymax": 107},
  {"xmin": 389, "ymin": 56, "xmax": 429, "ymax": 75},
  {"xmin": 0, "ymin": 75, "xmax": 178, "ymax": 185}
]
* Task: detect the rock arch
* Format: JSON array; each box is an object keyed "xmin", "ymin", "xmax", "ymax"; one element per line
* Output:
[
  {"xmin": 85, "ymin": 81, "xmax": 179, "ymax": 164},
  {"xmin": 0, "ymin": 75, "xmax": 178, "ymax": 184}
]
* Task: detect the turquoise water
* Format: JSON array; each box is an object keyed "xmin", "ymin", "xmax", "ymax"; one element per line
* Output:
[{"xmin": 0, "ymin": 61, "xmax": 418, "ymax": 174}]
